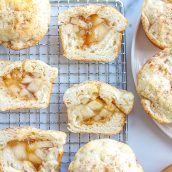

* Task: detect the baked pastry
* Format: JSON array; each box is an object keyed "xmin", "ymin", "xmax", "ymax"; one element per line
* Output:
[
  {"xmin": 162, "ymin": 164, "xmax": 172, "ymax": 172},
  {"xmin": 142, "ymin": 0, "xmax": 172, "ymax": 49},
  {"xmin": 63, "ymin": 81, "xmax": 134, "ymax": 135},
  {"xmin": 0, "ymin": 0, "xmax": 50, "ymax": 50},
  {"xmin": 58, "ymin": 5, "xmax": 128, "ymax": 62},
  {"xmin": 68, "ymin": 139, "xmax": 143, "ymax": 172},
  {"xmin": 137, "ymin": 48, "xmax": 172, "ymax": 123},
  {"xmin": 0, "ymin": 127, "xmax": 66, "ymax": 172},
  {"xmin": 0, "ymin": 59, "xmax": 58, "ymax": 111}
]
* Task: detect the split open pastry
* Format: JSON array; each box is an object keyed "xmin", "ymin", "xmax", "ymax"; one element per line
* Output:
[
  {"xmin": 142, "ymin": 0, "xmax": 172, "ymax": 49},
  {"xmin": 58, "ymin": 5, "xmax": 128, "ymax": 62},
  {"xmin": 63, "ymin": 81, "xmax": 134, "ymax": 135},
  {"xmin": 0, "ymin": 60, "xmax": 58, "ymax": 111},
  {"xmin": 137, "ymin": 48, "xmax": 172, "ymax": 123},
  {"xmin": 0, "ymin": 127, "xmax": 66, "ymax": 172},
  {"xmin": 0, "ymin": 0, "xmax": 50, "ymax": 50},
  {"xmin": 68, "ymin": 139, "xmax": 143, "ymax": 172}
]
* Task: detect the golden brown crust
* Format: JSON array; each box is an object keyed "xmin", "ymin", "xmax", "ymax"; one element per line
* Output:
[
  {"xmin": 56, "ymin": 151, "xmax": 64, "ymax": 171},
  {"xmin": 68, "ymin": 139, "xmax": 143, "ymax": 172},
  {"xmin": 162, "ymin": 164, "xmax": 172, "ymax": 172},
  {"xmin": 140, "ymin": 98, "xmax": 170, "ymax": 124},
  {"xmin": 0, "ymin": 157, "xmax": 3, "ymax": 172},
  {"xmin": 141, "ymin": 0, "xmax": 172, "ymax": 49},
  {"xmin": 0, "ymin": 127, "xmax": 66, "ymax": 142},
  {"xmin": 141, "ymin": 15, "xmax": 164, "ymax": 49},
  {"xmin": 136, "ymin": 48, "xmax": 172, "ymax": 123},
  {"xmin": 2, "ymin": 33, "xmax": 48, "ymax": 51},
  {"xmin": 115, "ymin": 33, "xmax": 123, "ymax": 57},
  {"xmin": 0, "ymin": 0, "xmax": 50, "ymax": 50}
]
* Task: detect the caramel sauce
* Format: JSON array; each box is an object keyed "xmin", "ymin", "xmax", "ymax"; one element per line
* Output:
[
  {"xmin": 82, "ymin": 118, "xmax": 95, "ymax": 125},
  {"xmin": 8, "ymin": 139, "xmax": 36, "ymax": 153},
  {"xmin": 80, "ymin": 98, "xmax": 114, "ymax": 125},
  {"xmin": 82, "ymin": 116, "xmax": 110, "ymax": 125},
  {"xmin": 71, "ymin": 14, "xmax": 110, "ymax": 49},
  {"xmin": 2, "ymin": 68, "xmax": 37, "ymax": 100},
  {"xmin": 7, "ymin": 139, "xmax": 41, "ymax": 171},
  {"xmin": 3, "ymin": 69, "xmax": 23, "ymax": 87},
  {"xmin": 82, "ymin": 15, "xmax": 109, "ymax": 48}
]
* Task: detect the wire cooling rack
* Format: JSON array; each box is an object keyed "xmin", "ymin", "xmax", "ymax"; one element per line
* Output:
[{"xmin": 0, "ymin": 0, "xmax": 127, "ymax": 171}]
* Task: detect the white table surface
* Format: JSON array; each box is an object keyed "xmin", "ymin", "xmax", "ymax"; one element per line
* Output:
[{"xmin": 121, "ymin": 0, "xmax": 172, "ymax": 171}]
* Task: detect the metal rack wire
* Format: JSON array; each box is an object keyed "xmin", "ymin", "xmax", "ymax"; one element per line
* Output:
[{"xmin": 0, "ymin": 0, "xmax": 127, "ymax": 171}]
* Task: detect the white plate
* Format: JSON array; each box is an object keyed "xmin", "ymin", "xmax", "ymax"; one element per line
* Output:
[{"xmin": 131, "ymin": 17, "xmax": 172, "ymax": 138}]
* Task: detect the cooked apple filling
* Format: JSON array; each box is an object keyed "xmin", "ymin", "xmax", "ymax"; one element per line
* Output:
[
  {"xmin": 1, "ymin": 68, "xmax": 43, "ymax": 100},
  {"xmin": 72, "ymin": 98, "xmax": 117, "ymax": 125},
  {"xmin": 6, "ymin": 139, "xmax": 54, "ymax": 170},
  {"xmin": 70, "ymin": 14, "xmax": 110, "ymax": 48}
]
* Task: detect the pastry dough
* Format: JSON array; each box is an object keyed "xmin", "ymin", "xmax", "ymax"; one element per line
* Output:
[
  {"xmin": 58, "ymin": 5, "xmax": 128, "ymax": 62},
  {"xmin": 0, "ymin": 60, "xmax": 58, "ymax": 111},
  {"xmin": 63, "ymin": 81, "xmax": 134, "ymax": 135},
  {"xmin": 68, "ymin": 139, "xmax": 143, "ymax": 172},
  {"xmin": 0, "ymin": 127, "xmax": 66, "ymax": 172},
  {"xmin": 142, "ymin": 0, "xmax": 172, "ymax": 49},
  {"xmin": 0, "ymin": 0, "xmax": 50, "ymax": 50},
  {"xmin": 137, "ymin": 48, "xmax": 172, "ymax": 123}
]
